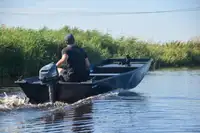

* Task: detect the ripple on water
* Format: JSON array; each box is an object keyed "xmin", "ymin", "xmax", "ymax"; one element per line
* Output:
[{"xmin": 1, "ymin": 70, "xmax": 200, "ymax": 133}]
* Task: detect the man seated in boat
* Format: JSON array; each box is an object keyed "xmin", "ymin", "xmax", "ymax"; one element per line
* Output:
[{"xmin": 56, "ymin": 34, "xmax": 90, "ymax": 82}]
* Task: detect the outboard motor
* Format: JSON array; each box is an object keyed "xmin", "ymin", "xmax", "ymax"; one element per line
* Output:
[
  {"xmin": 39, "ymin": 62, "xmax": 59, "ymax": 83},
  {"xmin": 39, "ymin": 62, "xmax": 59, "ymax": 103}
]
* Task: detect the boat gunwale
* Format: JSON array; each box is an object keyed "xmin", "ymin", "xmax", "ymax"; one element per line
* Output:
[
  {"xmin": 14, "ymin": 58, "xmax": 153, "ymax": 86},
  {"xmin": 93, "ymin": 58, "xmax": 153, "ymax": 84}
]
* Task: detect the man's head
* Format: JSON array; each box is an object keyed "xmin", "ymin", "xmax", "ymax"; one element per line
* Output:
[{"xmin": 64, "ymin": 34, "xmax": 75, "ymax": 45}]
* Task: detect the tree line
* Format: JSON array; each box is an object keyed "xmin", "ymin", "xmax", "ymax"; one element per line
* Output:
[{"xmin": 0, "ymin": 26, "xmax": 199, "ymax": 79}]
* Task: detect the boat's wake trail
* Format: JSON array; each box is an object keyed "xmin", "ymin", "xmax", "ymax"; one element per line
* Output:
[
  {"xmin": 0, "ymin": 92, "xmax": 70, "ymax": 112},
  {"xmin": 49, "ymin": 91, "xmax": 119, "ymax": 113},
  {"xmin": 0, "ymin": 91, "xmax": 119, "ymax": 112},
  {"xmin": 0, "ymin": 92, "xmax": 29, "ymax": 111}
]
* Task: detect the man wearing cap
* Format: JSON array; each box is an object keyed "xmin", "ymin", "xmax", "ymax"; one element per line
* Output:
[{"xmin": 56, "ymin": 34, "xmax": 90, "ymax": 82}]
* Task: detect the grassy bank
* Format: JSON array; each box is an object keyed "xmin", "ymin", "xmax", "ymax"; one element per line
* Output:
[{"xmin": 0, "ymin": 25, "xmax": 200, "ymax": 80}]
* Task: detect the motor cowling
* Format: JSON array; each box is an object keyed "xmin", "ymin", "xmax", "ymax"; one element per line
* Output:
[{"xmin": 39, "ymin": 62, "xmax": 59, "ymax": 83}]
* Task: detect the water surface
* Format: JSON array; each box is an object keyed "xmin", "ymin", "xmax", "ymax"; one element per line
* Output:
[{"xmin": 0, "ymin": 69, "xmax": 200, "ymax": 133}]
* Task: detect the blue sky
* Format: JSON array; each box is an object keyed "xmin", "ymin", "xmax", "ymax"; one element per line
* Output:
[{"xmin": 0, "ymin": 0, "xmax": 199, "ymax": 43}]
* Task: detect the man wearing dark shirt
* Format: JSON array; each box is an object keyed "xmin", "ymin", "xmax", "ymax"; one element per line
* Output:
[{"xmin": 56, "ymin": 34, "xmax": 90, "ymax": 82}]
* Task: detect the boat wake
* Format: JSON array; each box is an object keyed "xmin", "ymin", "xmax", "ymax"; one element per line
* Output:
[
  {"xmin": 0, "ymin": 92, "xmax": 29, "ymax": 111},
  {"xmin": 0, "ymin": 89, "xmax": 144, "ymax": 113},
  {"xmin": 0, "ymin": 92, "xmax": 69, "ymax": 112},
  {"xmin": 49, "ymin": 91, "xmax": 119, "ymax": 113},
  {"xmin": 0, "ymin": 91, "xmax": 119, "ymax": 112}
]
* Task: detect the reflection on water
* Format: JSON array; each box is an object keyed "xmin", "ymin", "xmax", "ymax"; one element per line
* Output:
[
  {"xmin": 72, "ymin": 103, "xmax": 93, "ymax": 133},
  {"xmin": 13, "ymin": 102, "xmax": 94, "ymax": 133},
  {"xmin": 42, "ymin": 102, "xmax": 94, "ymax": 133}
]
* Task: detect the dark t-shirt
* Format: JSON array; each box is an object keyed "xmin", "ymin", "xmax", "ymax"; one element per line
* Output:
[{"xmin": 61, "ymin": 45, "xmax": 88, "ymax": 74}]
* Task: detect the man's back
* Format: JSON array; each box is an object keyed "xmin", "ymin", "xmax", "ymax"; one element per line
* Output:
[
  {"xmin": 61, "ymin": 45, "xmax": 89, "ymax": 81},
  {"xmin": 62, "ymin": 45, "xmax": 86, "ymax": 71}
]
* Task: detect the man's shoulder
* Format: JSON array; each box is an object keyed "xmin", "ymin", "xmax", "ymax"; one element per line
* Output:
[
  {"xmin": 62, "ymin": 46, "xmax": 72, "ymax": 51},
  {"xmin": 77, "ymin": 46, "xmax": 86, "ymax": 52},
  {"xmin": 61, "ymin": 46, "xmax": 72, "ymax": 55},
  {"xmin": 78, "ymin": 47, "xmax": 88, "ymax": 58},
  {"xmin": 72, "ymin": 45, "xmax": 86, "ymax": 52}
]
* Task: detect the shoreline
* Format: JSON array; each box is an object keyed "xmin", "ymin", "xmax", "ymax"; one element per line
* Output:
[{"xmin": 151, "ymin": 66, "xmax": 200, "ymax": 71}]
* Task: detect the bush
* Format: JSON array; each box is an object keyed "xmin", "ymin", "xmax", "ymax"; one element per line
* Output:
[{"xmin": 0, "ymin": 25, "xmax": 199, "ymax": 78}]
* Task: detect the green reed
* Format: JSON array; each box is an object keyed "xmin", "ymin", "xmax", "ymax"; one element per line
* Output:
[{"xmin": 0, "ymin": 25, "xmax": 199, "ymax": 78}]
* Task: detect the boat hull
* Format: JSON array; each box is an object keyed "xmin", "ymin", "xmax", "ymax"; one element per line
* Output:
[
  {"xmin": 16, "ymin": 80, "xmax": 113, "ymax": 104},
  {"xmin": 15, "ymin": 58, "xmax": 153, "ymax": 104}
]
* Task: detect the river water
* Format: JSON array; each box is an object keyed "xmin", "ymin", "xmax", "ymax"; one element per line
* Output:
[{"xmin": 0, "ymin": 69, "xmax": 200, "ymax": 133}]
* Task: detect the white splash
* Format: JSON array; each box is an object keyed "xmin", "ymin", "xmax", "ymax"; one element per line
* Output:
[{"xmin": 0, "ymin": 92, "xmax": 30, "ymax": 110}]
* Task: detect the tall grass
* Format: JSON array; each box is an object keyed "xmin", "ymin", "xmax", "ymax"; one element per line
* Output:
[{"xmin": 0, "ymin": 26, "xmax": 200, "ymax": 79}]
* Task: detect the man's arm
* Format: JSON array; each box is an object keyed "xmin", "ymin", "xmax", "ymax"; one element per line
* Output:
[
  {"xmin": 85, "ymin": 57, "xmax": 90, "ymax": 69},
  {"xmin": 56, "ymin": 54, "xmax": 68, "ymax": 68},
  {"xmin": 81, "ymin": 48, "xmax": 90, "ymax": 69}
]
